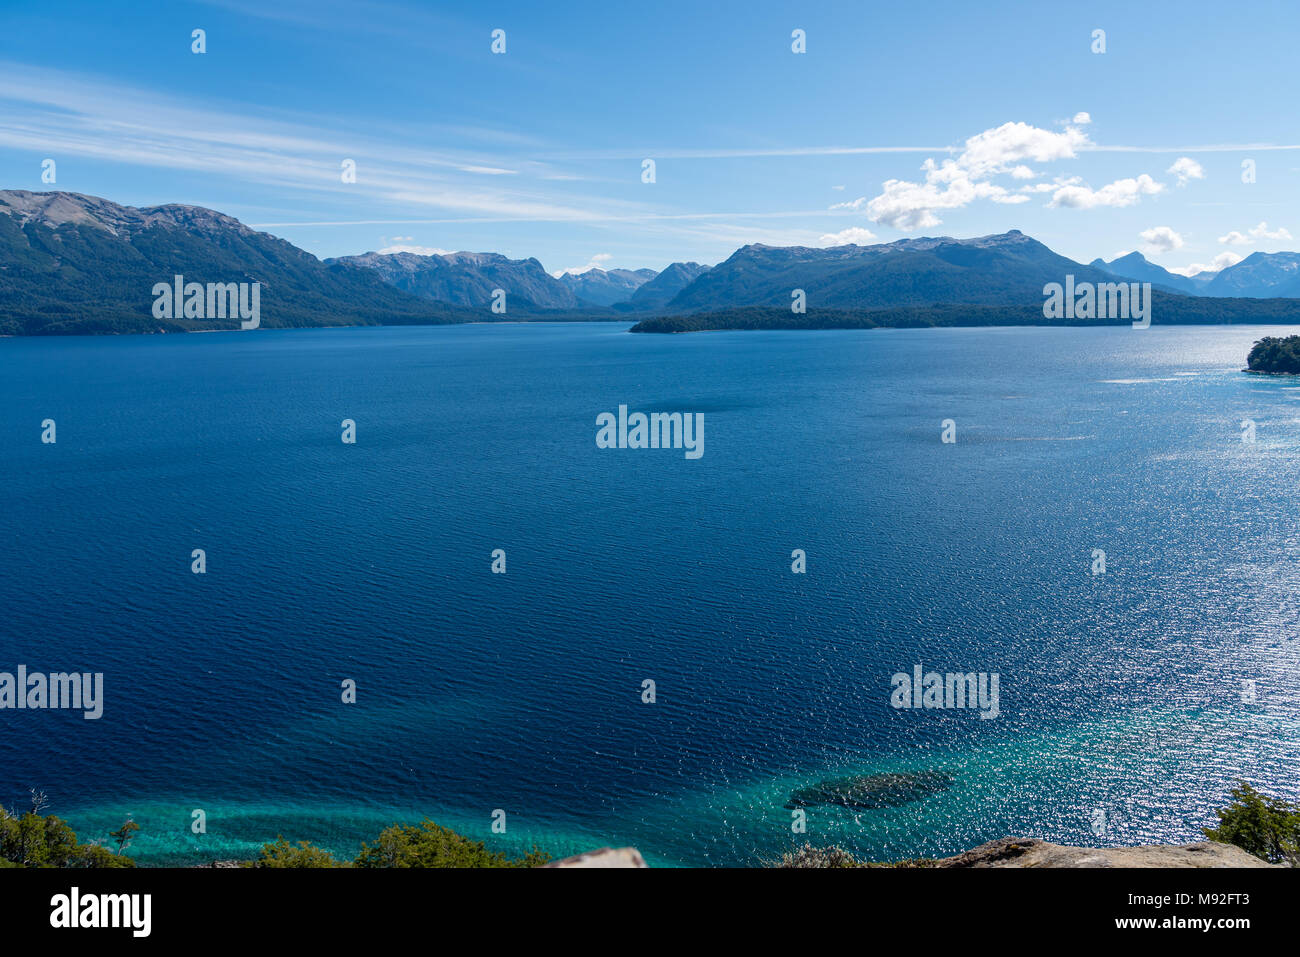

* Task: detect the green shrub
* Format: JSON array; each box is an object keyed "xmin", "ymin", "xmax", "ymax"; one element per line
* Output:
[
  {"xmin": 1203, "ymin": 782, "xmax": 1300, "ymax": 865},
  {"xmin": 246, "ymin": 820, "xmax": 550, "ymax": 868},
  {"xmin": 354, "ymin": 819, "xmax": 549, "ymax": 869},
  {"xmin": 775, "ymin": 844, "xmax": 864, "ymax": 868},
  {"xmin": 0, "ymin": 808, "xmax": 135, "ymax": 868},
  {"xmin": 246, "ymin": 837, "xmax": 345, "ymax": 868}
]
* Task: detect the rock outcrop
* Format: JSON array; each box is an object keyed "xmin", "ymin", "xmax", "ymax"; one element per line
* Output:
[
  {"xmin": 933, "ymin": 837, "xmax": 1276, "ymax": 868},
  {"xmin": 544, "ymin": 847, "xmax": 647, "ymax": 868}
]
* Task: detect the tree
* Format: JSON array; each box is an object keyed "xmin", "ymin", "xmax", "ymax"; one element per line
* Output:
[
  {"xmin": 1247, "ymin": 335, "xmax": 1300, "ymax": 374},
  {"xmin": 0, "ymin": 804, "xmax": 135, "ymax": 868},
  {"xmin": 354, "ymin": 819, "xmax": 549, "ymax": 868},
  {"xmin": 1203, "ymin": 782, "xmax": 1300, "ymax": 865},
  {"xmin": 109, "ymin": 817, "xmax": 139, "ymax": 855},
  {"xmin": 247, "ymin": 837, "xmax": 343, "ymax": 868},
  {"xmin": 246, "ymin": 820, "xmax": 550, "ymax": 868}
]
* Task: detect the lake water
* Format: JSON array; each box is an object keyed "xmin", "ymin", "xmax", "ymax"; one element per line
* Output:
[{"xmin": 2, "ymin": 322, "xmax": 1299, "ymax": 866}]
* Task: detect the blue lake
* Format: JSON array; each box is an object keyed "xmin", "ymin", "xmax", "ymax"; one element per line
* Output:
[{"xmin": 2, "ymin": 321, "xmax": 1299, "ymax": 866}]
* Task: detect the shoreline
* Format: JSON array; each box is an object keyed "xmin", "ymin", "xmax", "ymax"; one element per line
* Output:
[
  {"xmin": 8, "ymin": 319, "xmax": 1300, "ymax": 341},
  {"xmin": 157, "ymin": 837, "xmax": 1284, "ymax": 869}
]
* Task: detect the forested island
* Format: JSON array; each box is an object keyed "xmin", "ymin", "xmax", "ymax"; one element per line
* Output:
[
  {"xmin": 1246, "ymin": 335, "xmax": 1300, "ymax": 374},
  {"xmin": 630, "ymin": 297, "xmax": 1300, "ymax": 334}
]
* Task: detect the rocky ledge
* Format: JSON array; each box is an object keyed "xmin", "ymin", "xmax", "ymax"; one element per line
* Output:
[{"xmin": 932, "ymin": 837, "xmax": 1276, "ymax": 868}]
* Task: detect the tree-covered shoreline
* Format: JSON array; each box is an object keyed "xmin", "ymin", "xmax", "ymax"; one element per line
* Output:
[
  {"xmin": 1246, "ymin": 335, "xmax": 1300, "ymax": 374},
  {"xmin": 630, "ymin": 298, "xmax": 1300, "ymax": 334},
  {"xmin": 7, "ymin": 783, "xmax": 1297, "ymax": 867}
]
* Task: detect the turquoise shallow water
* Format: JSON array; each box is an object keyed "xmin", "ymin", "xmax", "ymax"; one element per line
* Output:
[{"xmin": 2, "ymin": 322, "xmax": 1299, "ymax": 865}]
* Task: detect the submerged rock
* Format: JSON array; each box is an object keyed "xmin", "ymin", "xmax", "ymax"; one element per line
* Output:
[{"xmin": 785, "ymin": 771, "xmax": 953, "ymax": 810}]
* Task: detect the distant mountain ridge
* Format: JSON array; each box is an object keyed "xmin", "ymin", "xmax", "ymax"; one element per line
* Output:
[
  {"xmin": 1204, "ymin": 251, "xmax": 1300, "ymax": 298},
  {"xmin": 0, "ymin": 188, "xmax": 253, "ymax": 237},
  {"xmin": 663, "ymin": 231, "xmax": 1119, "ymax": 311},
  {"xmin": 624, "ymin": 262, "xmax": 711, "ymax": 310},
  {"xmin": 337, "ymin": 249, "xmax": 709, "ymax": 312},
  {"xmin": 330, "ymin": 249, "xmax": 583, "ymax": 311},
  {"xmin": 8, "ymin": 188, "xmax": 1300, "ymax": 335},
  {"xmin": 1092, "ymin": 249, "xmax": 1300, "ymax": 299},
  {"xmin": 0, "ymin": 190, "xmax": 473, "ymax": 334},
  {"xmin": 557, "ymin": 266, "xmax": 657, "ymax": 306},
  {"xmin": 1089, "ymin": 252, "xmax": 1200, "ymax": 295}
]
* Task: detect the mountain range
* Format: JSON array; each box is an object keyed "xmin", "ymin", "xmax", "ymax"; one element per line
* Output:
[
  {"xmin": 5, "ymin": 189, "xmax": 1300, "ymax": 335},
  {"xmin": 556, "ymin": 266, "xmax": 657, "ymax": 306},
  {"xmin": 326, "ymin": 251, "xmax": 708, "ymax": 312},
  {"xmin": 330, "ymin": 249, "xmax": 586, "ymax": 311},
  {"xmin": 620, "ymin": 262, "xmax": 711, "ymax": 310},
  {"xmin": 669, "ymin": 231, "xmax": 1123, "ymax": 311},
  {"xmin": 1091, "ymin": 249, "xmax": 1300, "ymax": 298},
  {"xmin": 0, "ymin": 189, "xmax": 471, "ymax": 334},
  {"xmin": 1089, "ymin": 252, "xmax": 1204, "ymax": 295},
  {"xmin": 1201, "ymin": 251, "xmax": 1300, "ymax": 297}
]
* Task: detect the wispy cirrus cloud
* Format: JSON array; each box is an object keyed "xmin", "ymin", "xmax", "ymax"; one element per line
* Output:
[
  {"xmin": 0, "ymin": 59, "xmax": 871, "ymax": 256},
  {"xmin": 542, "ymin": 141, "xmax": 1300, "ymax": 163},
  {"xmin": 0, "ymin": 60, "xmax": 633, "ymax": 224},
  {"xmin": 7, "ymin": 58, "xmax": 1297, "ymax": 263}
]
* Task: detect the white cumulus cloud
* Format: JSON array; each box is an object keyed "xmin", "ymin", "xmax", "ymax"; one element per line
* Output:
[
  {"xmin": 1139, "ymin": 226, "xmax": 1184, "ymax": 253},
  {"xmin": 1250, "ymin": 221, "xmax": 1292, "ymax": 241},
  {"xmin": 377, "ymin": 244, "xmax": 451, "ymax": 256},
  {"xmin": 1167, "ymin": 157, "xmax": 1205, "ymax": 186},
  {"xmin": 850, "ymin": 117, "xmax": 1177, "ymax": 230},
  {"xmin": 955, "ymin": 121, "xmax": 1088, "ymax": 178},
  {"xmin": 818, "ymin": 226, "xmax": 878, "ymax": 246},
  {"xmin": 856, "ymin": 120, "xmax": 1091, "ymax": 229},
  {"xmin": 555, "ymin": 253, "xmax": 614, "ymax": 276},
  {"xmin": 1168, "ymin": 251, "xmax": 1243, "ymax": 277},
  {"xmin": 1218, "ymin": 221, "xmax": 1293, "ymax": 245},
  {"xmin": 1049, "ymin": 174, "xmax": 1164, "ymax": 209},
  {"xmin": 831, "ymin": 196, "xmax": 868, "ymax": 211}
]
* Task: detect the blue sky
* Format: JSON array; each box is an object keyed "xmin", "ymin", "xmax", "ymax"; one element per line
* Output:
[{"xmin": 2, "ymin": 0, "xmax": 1298, "ymax": 275}]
